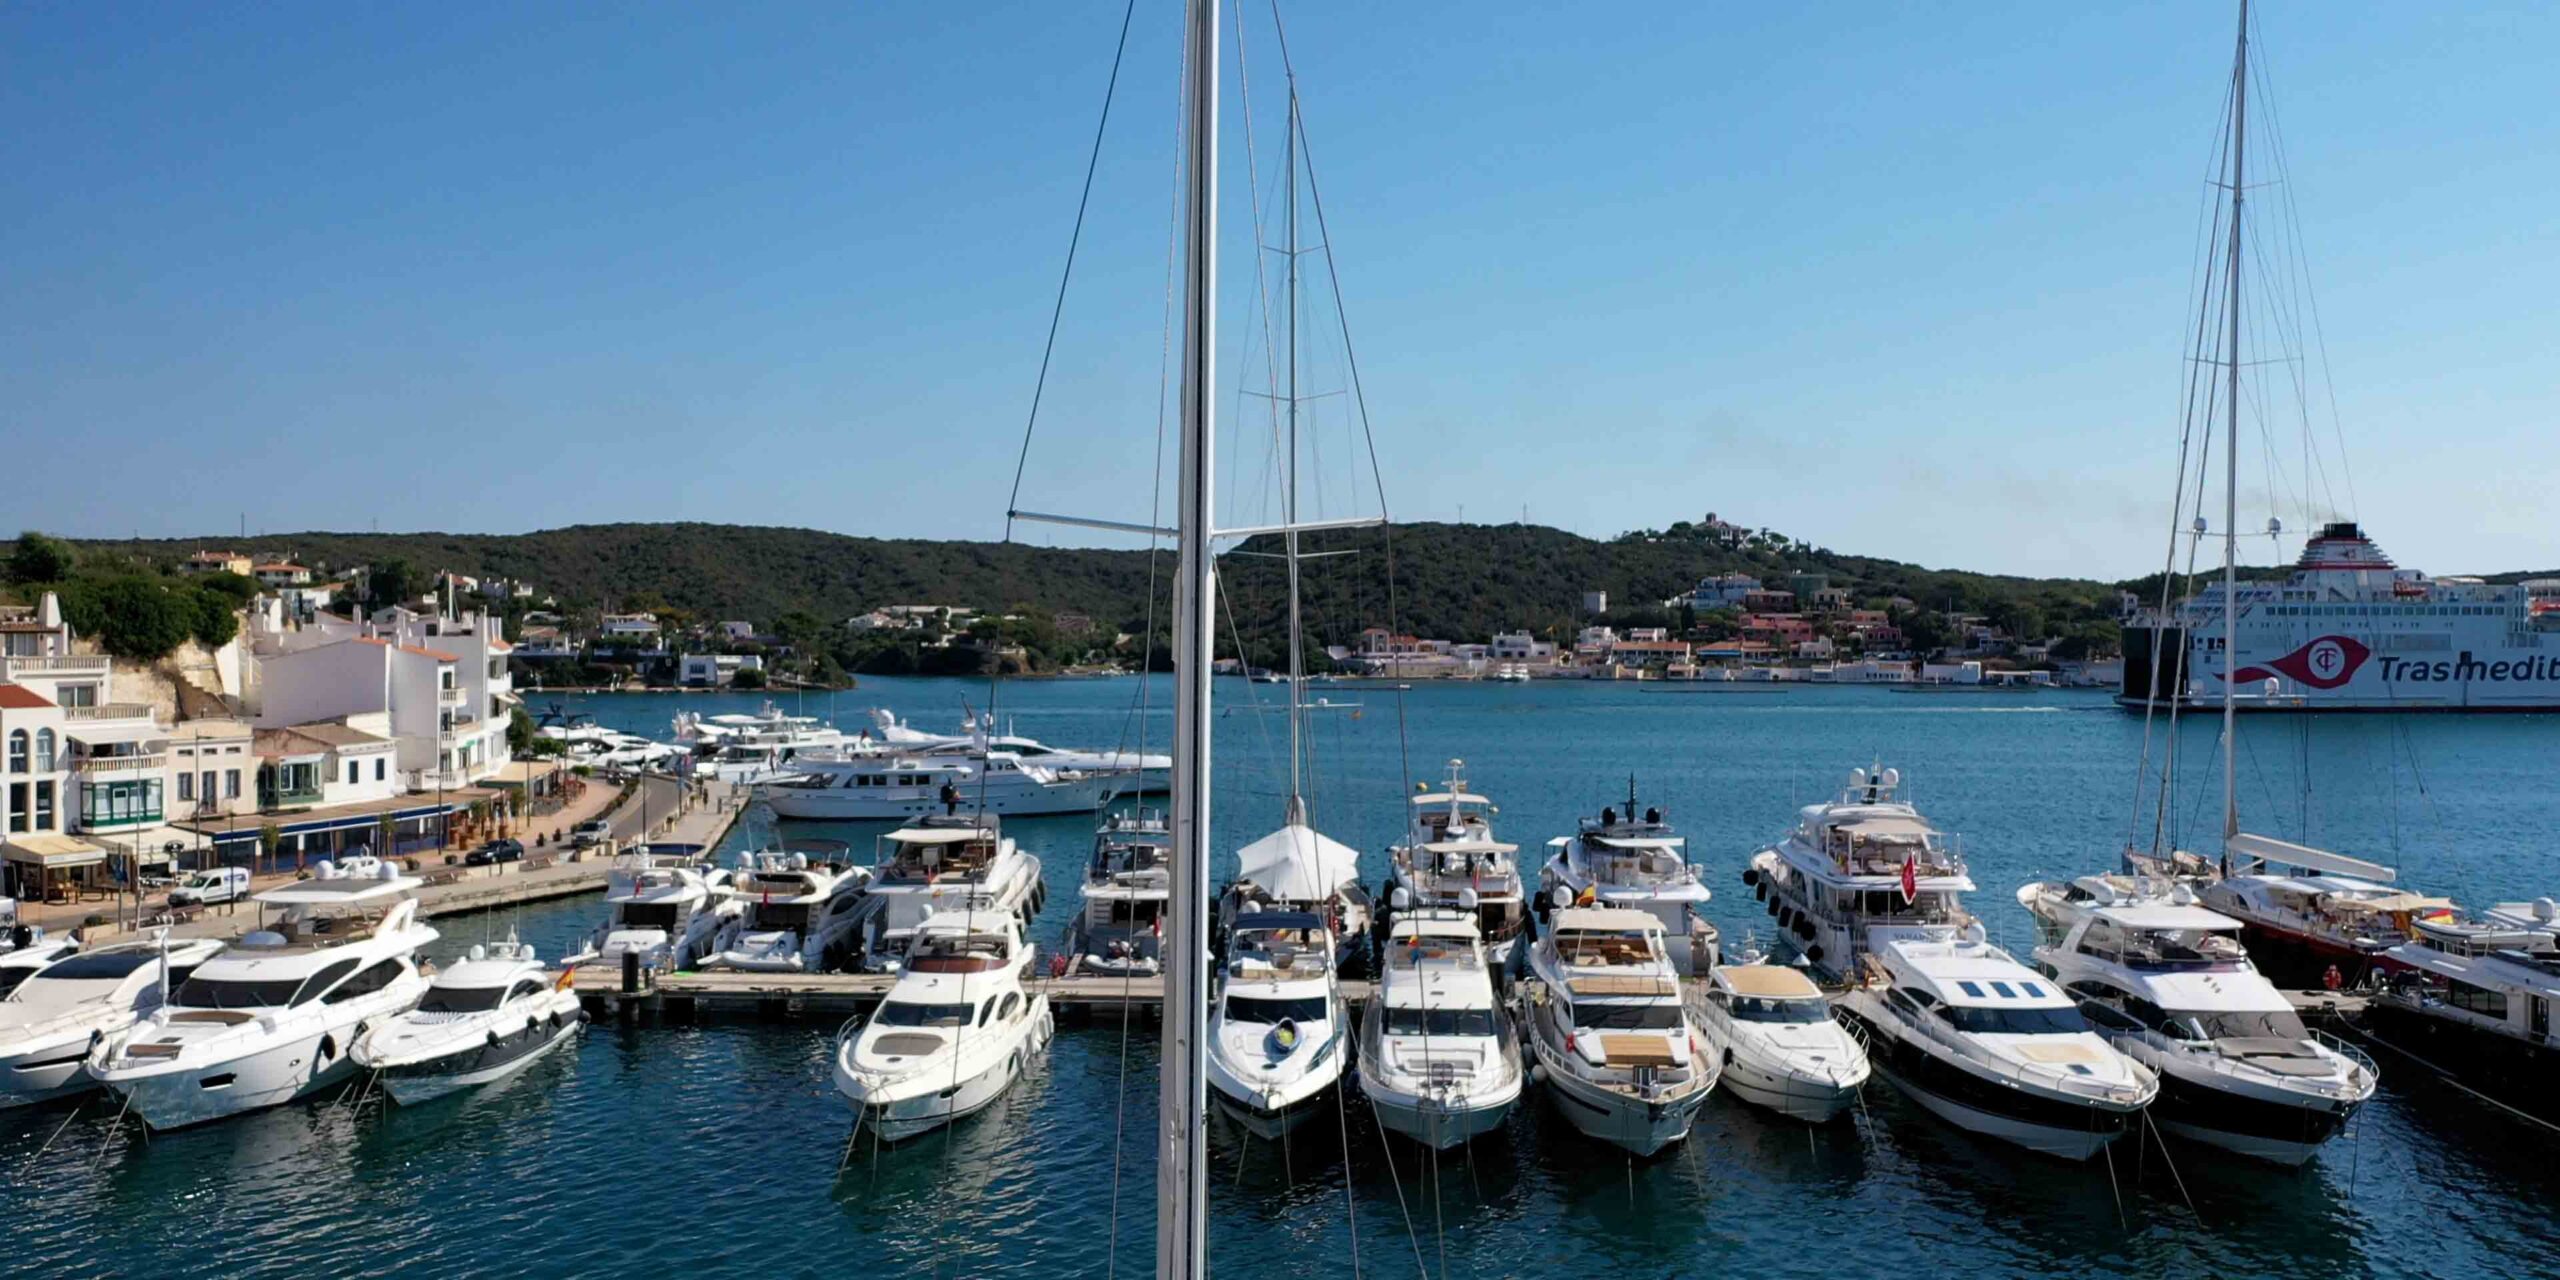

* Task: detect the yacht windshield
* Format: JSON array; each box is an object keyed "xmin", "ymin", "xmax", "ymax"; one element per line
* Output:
[
  {"xmin": 1381, "ymin": 1007, "xmax": 1496, "ymax": 1037},
  {"xmin": 1936, "ymin": 1004, "xmax": 2090, "ymax": 1036},
  {"xmin": 875, "ymin": 1001, "xmax": 974, "ymax": 1028},
  {"xmin": 1225, "ymin": 995, "xmax": 1328, "ymax": 1025},
  {"xmin": 25, "ymin": 951, "xmax": 160, "ymax": 983},
  {"xmin": 2167, "ymin": 1008, "xmax": 2310, "ymax": 1042},
  {"xmin": 173, "ymin": 976, "xmax": 304, "ymax": 1010},
  {"xmin": 1732, "ymin": 996, "xmax": 1831, "ymax": 1025},
  {"xmin": 618, "ymin": 903, "xmax": 681, "ymax": 931},
  {"xmin": 418, "ymin": 986, "xmax": 510, "ymax": 1014},
  {"xmin": 1573, "ymin": 1002, "xmax": 1684, "ymax": 1031}
]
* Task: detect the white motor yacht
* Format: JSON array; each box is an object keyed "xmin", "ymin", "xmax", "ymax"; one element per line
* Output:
[
  {"xmin": 1694, "ymin": 961, "xmax": 1870, "ymax": 1123},
  {"xmin": 706, "ymin": 844, "xmax": 870, "ymax": 974},
  {"xmin": 539, "ymin": 718, "xmax": 679, "ymax": 771},
  {"xmin": 839, "ymin": 818, "xmax": 1045, "ymax": 974},
  {"xmin": 674, "ymin": 702, "xmax": 852, "ymax": 783},
  {"xmin": 1743, "ymin": 766, "xmax": 1974, "ymax": 981},
  {"xmin": 568, "ymin": 849, "xmax": 741, "ymax": 972},
  {"xmin": 0, "ymin": 939, "xmax": 80, "ymax": 1000},
  {"xmin": 832, "ymin": 910, "xmax": 1052, "ymax": 1142},
  {"xmin": 1389, "ymin": 761, "xmax": 1526, "ymax": 963},
  {"xmin": 2197, "ymin": 834, "xmax": 2452, "ymax": 988},
  {"xmin": 352, "ymin": 936, "xmax": 583, "ymax": 1105},
  {"xmin": 868, "ymin": 709, "xmax": 1172, "ymax": 792},
  {"xmin": 2364, "ymin": 902, "xmax": 2560, "ymax": 1129},
  {"xmin": 1835, "ymin": 924, "xmax": 2156, "ymax": 1160},
  {"xmin": 1519, "ymin": 907, "xmax": 1716, "ymax": 1156},
  {"xmin": 2033, "ymin": 892, "xmax": 2374, "ymax": 1166},
  {"xmin": 760, "ymin": 752, "xmax": 1111, "ymax": 821},
  {"xmin": 1359, "ymin": 907, "xmax": 1520, "ymax": 1149},
  {"xmin": 1538, "ymin": 787, "xmax": 1718, "ymax": 975},
  {"xmin": 0, "ymin": 937, "xmax": 225, "ymax": 1109},
  {"xmin": 89, "ymin": 865, "xmax": 439, "ymax": 1130},
  {"xmin": 1063, "ymin": 810, "xmax": 1170, "ymax": 976},
  {"xmin": 1207, "ymin": 908, "xmax": 1350, "ymax": 1140}
]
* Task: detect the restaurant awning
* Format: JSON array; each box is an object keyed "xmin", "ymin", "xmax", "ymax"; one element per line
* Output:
[
  {"xmin": 3, "ymin": 834, "xmax": 105, "ymax": 870},
  {"xmin": 486, "ymin": 760, "xmax": 562, "ymax": 788}
]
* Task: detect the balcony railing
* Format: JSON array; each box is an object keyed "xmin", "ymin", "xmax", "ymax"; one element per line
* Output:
[
  {"xmin": 65, "ymin": 703, "xmax": 156, "ymax": 722},
  {"xmin": 0, "ymin": 654, "xmax": 109, "ymax": 675},
  {"xmin": 438, "ymin": 686, "xmax": 466, "ymax": 705},
  {"xmin": 75, "ymin": 752, "xmax": 166, "ymax": 775}
]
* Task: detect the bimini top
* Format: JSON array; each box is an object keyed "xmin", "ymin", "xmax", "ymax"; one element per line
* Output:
[
  {"xmin": 1228, "ymin": 908, "xmax": 1325, "ymax": 935},
  {"xmin": 254, "ymin": 871, "xmax": 421, "ymax": 907},
  {"xmin": 1418, "ymin": 839, "xmax": 1516, "ymax": 856},
  {"xmin": 1713, "ymin": 964, "xmax": 1822, "ymax": 1000},
  {"xmin": 1550, "ymin": 906, "xmax": 1663, "ymax": 936},
  {"xmin": 1233, "ymin": 823, "xmax": 1360, "ymax": 903},
  {"xmin": 884, "ymin": 825, "xmax": 998, "ymax": 846},
  {"xmin": 1409, "ymin": 791, "xmax": 1490, "ymax": 807}
]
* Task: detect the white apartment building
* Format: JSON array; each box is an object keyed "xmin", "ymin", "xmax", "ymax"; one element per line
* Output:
[
  {"xmin": 679, "ymin": 653, "xmax": 764, "ymax": 687},
  {"xmin": 1488, "ymin": 631, "xmax": 1558, "ymax": 662},
  {"xmin": 254, "ymin": 721, "xmax": 400, "ymax": 810},
  {"xmin": 249, "ymin": 604, "xmax": 515, "ymax": 790}
]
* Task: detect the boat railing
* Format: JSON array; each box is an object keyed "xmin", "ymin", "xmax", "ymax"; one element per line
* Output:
[
  {"xmin": 1890, "ymin": 999, "xmax": 2152, "ymax": 1107},
  {"xmin": 2107, "ymin": 1023, "xmax": 2373, "ymax": 1099},
  {"xmin": 1521, "ymin": 984, "xmax": 1708, "ymax": 1102}
]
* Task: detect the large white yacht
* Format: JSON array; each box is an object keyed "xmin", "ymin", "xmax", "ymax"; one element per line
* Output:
[
  {"xmin": 568, "ymin": 848, "xmax": 741, "ymax": 972},
  {"xmin": 1062, "ymin": 810, "xmax": 1170, "ymax": 977},
  {"xmin": 833, "ymin": 910, "xmax": 1052, "ymax": 1142},
  {"xmin": 868, "ymin": 708, "xmax": 1172, "ymax": 792},
  {"xmin": 1836, "ymin": 924, "xmax": 2156, "ymax": 1160},
  {"xmin": 1538, "ymin": 788, "xmax": 1718, "ymax": 975},
  {"xmin": 1694, "ymin": 960, "xmax": 1870, "ymax": 1123},
  {"xmin": 1519, "ymin": 907, "xmax": 1716, "ymax": 1156},
  {"xmin": 1744, "ymin": 766, "xmax": 1973, "ymax": 981},
  {"xmin": 538, "ymin": 716, "xmax": 679, "ymax": 771},
  {"xmin": 1358, "ymin": 907, "xmax": 1520, "ymax": 1149},
  {"xmin": 0, "ymin": 937, "xmax": 226, "ymax": 1109},
  {"xmin": 2364, "ymin": 901, "xmax": 2560, "ymax": 1128},
  {"xmin": 0, "ymin": 939, "xmax": 81, "ymax": 1001},
  {"xmin": 1388, "ymin": 761, "xmax": 1526, "ymax": 963},
  {"xmin": 1206, "ymin": 907, "xmax": 1349, "ymax": 1139},
  {"xmin": 673, "ymin": 702, "xmax": 852, "ymax": 783},
  {"xmin": 89, "ymin": 866, "xmax": 439, "ymax": 1130},
  {"xmin": 759, "ymin": 752, "xmax": 1111, "ymax": 821},
  {"xmin": 705, "ymin": 845, "xmax": 870, "ymax": 974},
  {"xmin": 2197, "ymin": 835, "xmax": 2451, "ymax": 988},
  {"xmin": 2029, "ymin": 891, "xmax": 2374, "ymax": 1165},
  {"xmin": 352, "ymin": 935, "xmax": 583, "ymax": 1105},
  {"xmin": 838, "ymin": 817, "xmax": 1045, "ymax": 974}
]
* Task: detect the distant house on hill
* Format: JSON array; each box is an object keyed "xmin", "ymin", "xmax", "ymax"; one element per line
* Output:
[{"xmin": 181, "ymin": 550, "xmax": 253, "ymax": 577}]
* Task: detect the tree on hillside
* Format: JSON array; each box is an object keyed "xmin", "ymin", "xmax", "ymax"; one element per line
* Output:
[
  {"xmin": 8, "ymin": 531, "xmax": 75, "ymax": 584},
  {"xmin": 58, "ymin": 576, "xmax": 193, "ymax": 659},
  {"xmin": 195, "ymin": 571, "xmax": 260, "ymax": 607},
  {"xmin": 185, "ymin": 587, "xmax": 239, "ymax": 648},
  {"xmin": 1895, "ymin": 606, "xmax": 1950, "ymax": 657},
  {"xmin": 364, "ymin": 558, "xmax": 418, "ymax": 612}
]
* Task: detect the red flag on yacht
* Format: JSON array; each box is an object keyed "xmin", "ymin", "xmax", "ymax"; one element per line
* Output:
[{"xmin": 1899, "ymin": 854, "xmax": 1918, "ymax": 906}]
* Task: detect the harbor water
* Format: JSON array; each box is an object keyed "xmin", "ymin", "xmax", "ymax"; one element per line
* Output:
[{"xmin": 6, "ymin": 677, "xmax": 2557, "ymax": 1279}]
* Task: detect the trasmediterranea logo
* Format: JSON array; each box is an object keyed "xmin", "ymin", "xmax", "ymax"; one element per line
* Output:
[{"xmin": 2223, "ymin": 635, "xmax": 2371, "ymax": 690}]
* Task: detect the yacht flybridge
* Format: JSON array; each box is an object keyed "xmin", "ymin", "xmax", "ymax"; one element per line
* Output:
[
  {"xmin": 2032, "ymin": 891, "xmax": 2374, "ymax": 1165},
  {"xmin": 1205, "ymin": 908, "xmax": 1348, "ymax": 1139},
  {"xmin": 1518, "ymin": 907, "xmax": 1716, "ymax": 1156},
  {"xmin": 1744, "ymin": 767, "xmax": 1973, "ymax": 981},
  {"xmin": 833, "ymin": 911, "xmax": 1052, "ymax": 1142},
  {"xmin": 1836, "ymin": 924, "xmax": 2156, "ymax": 1160},
  {"xmin": 1064, "ymin": 810, "xmax": 1171, "ymax": 976},
  {"xmin": 89, "ymin": 865, "xmax": 438, "ymax": 1130},
  {"xmin": 352, "ymin": 935, "xmax": 583, "ymax": 1105},
  {"xmin": 1358, "ymin": 908, "xmax": 1521, "ymax": 1149},
  {"xmin": 568, "ymin": 848, "xmax": 741, "ymax": 972},
  {"xmin": 840, "ymin": 817, "xmax": 1044, "ymax": 974},
  {"xmin": 1388, "ymin": 761, "xmax": 1526, "ymax": 962},
  {"xmin": 1538, "ymin": 786, "xmax": 1718, "ymax": 975},
  {"xmin": 2366, "ymin": 902, "xmax": 2560, "ymax": 1128},
  {"xmin": 0, "ymin": 937, "xmax": 226, "ymax": 1109},
  {"xmin": 706, "ymin": 844, "xmax": 870, "ymax": 974}
]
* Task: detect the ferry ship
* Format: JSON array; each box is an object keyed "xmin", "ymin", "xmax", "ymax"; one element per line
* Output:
[{"xmin": 2121, "ymin": 522, "xmax": 2560, "ymax": 712}]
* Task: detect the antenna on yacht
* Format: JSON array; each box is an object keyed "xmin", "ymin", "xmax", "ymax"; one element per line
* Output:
[{"xmin": 2218, "ymin": 0, "xmax": 2248, "ymax": 861}]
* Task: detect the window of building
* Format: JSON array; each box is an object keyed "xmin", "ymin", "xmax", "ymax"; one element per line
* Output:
[
  {"xmin": 374, "ymin": 758, "xmax": 385, "ymax": 782},
  {"xmin": 226, "ymin": 770, "xmax": 241, "ymax": 799},
  {"xmin": 178, "ymin": 772, "xmax": 194, "ymax": 802},
  {"xmin": 80, "ymin": 778, "xmax": 162, "ymax": 827},
  {"xmin": 347, "ymin": 761, "xmax": 360, "ymax": 787},
  {"xmin": 33, "ymin": 782, "xmax": 51, "ymax": 830},
  {"xmin": 32, "ymin": 729, "xmax": 52, "ymax": 772},
  {"xmin": 5, "ymin": 730, "xmax": 23, "ymax": 773},
  {"xmin": 5, "ymin": 782, "xmax": 23, "ymax": 833}
]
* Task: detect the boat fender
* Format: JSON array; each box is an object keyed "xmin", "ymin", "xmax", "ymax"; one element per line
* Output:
[
  {"xmin": 1754, "ymin": 883, "xmax": 1767, "ymax": 903},
  {"xmin": 488, "ymin": 1029, "xmax": 504, "ymax": 1049},
  {"xmin": 1739, "ymin": 868, "xmax": 1759, "ymax": 888},
  {"xmin": 1794, "ymin": 919, "xmax": 1815, "ymax": 941},
  {"xmin": 1804, "ymin": 944, "xmax": 1824, "ymax": 964},
  {"xmin": 318, "ymin": 1033, "xmax": 337, "ymax": 1062}
]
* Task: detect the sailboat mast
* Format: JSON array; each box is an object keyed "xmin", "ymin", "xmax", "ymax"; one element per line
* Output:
[
  {"xmin": 1281, "ymin": 86, "xmax": 1308, "ymax": 824},
  {"xmin": 2220, "ymin": 0, "xmax": 2247, "ymax": 846},
  {"xmin": 1158, "ymin": 0, "xmax": 1217, "ymax": 1272}
]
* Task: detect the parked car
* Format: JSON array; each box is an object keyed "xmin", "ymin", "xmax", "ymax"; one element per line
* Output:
[
  {"xmin": 465, "ymin": 839, "xmax": 526, "ymax": 867},
  {"xmin": 168, "ymin": 866, "xmax": 251, "ymax": 907},
  {"xmin": 570, "ymin": 820, "xmax": 613, "ymax": 849}
]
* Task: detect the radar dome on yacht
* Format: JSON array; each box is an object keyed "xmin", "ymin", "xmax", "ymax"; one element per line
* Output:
[
  {"xmin": 1390, "ymin": 886, "xmax": 1411, "ymax": 911},
  {"xmin": 2267, "ymin": 516, "xmax": 2283, "ymax": 535},
  {"xmin": 468, "ymin": 944, "xmax": 486, "ymax": 962},
  {"xmin": 1458, "ymin": 887, "xmax": 1481, "ymax": 911},
  {"xmin": 2535, "ymin": 898, "xmax": 2557, "ymax": 923},
  {"xmin": 2193, "ymin": 516, "xmax": 2208, "ymax": 533},
  {"xmin": 1848, "ymin": 767, "xmax": 1868, "ymax": 789},
  {"xmin": 792, "ymin": 852, "xmax": 809, "ymax": 870},
  {"xmin": 1880, "ymin": 767, "xmax": 1901, "ymax": 790},
  {"xmin": 313, "ymin": 859, "xmax": 337, "ymax": 879},
  {"xmin": 378, "ymin": 861, "xmax": 400, "ymax": 881}
]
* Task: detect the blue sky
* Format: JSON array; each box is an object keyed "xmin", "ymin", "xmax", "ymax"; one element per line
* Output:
[{"xmin": 6, "ymin": 2, "xmax": 2554, "ymax": 580}]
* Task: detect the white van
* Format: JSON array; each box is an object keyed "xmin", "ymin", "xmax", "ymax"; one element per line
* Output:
[{"xmin": 168, "ymin": 866, "xmax": 250, "ymax": 907}]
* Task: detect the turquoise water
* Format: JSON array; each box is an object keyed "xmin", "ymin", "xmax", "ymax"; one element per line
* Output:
[{"xmin": 8, "ymin": 677, "xmax": 2558, "ymax": 1279}]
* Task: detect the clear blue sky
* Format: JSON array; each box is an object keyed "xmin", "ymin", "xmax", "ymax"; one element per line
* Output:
[{"xmin": 6, "ymin": 2, "xmax": 2553, "ymax": 580}]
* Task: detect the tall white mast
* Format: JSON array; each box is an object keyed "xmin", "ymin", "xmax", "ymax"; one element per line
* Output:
[
  {"xmin": 1157, "ymin": 0, "xmax": 1217, "ymax": 1273},
  {"xmin": 2220, "ymin": 0, "xmax": 2248, "ymax": 848},
  {"xmin": 1280, "ymin": 85, "xmax": 1308, "ymax": 826}
]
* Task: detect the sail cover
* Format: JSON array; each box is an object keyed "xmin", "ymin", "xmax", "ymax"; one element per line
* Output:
[{"xmin": 1233, "ymin": 822, "xmax": 1361, "ymax": 903}]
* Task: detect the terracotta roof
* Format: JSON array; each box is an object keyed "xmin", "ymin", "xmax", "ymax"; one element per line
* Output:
[
  {"xmin": 0, "ymin": 683, "xmax": 55, "ymax": 710},
  {"xmin": 256, "ymin": 722, "xmax": 390, "ymax": 756}
]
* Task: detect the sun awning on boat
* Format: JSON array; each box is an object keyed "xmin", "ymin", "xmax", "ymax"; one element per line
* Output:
[
  {"xmin": 884, "ymin": 826, "xmax": 995, "ymax": 845},
  {"xmin": 1233, "ymin": 823, "xmax": 1360, "ymax": 902},
  {"xmin": 2326, "ymin": 892, "xmax": 2455, "ymax": 915},
  {"xmin": 1409, "ymin": 792, "xmax": 1489, "ymax": 806},
  {"xmin": 1590, "ymin": 836, "xmax": 1682, "ymax": 850},
  {"xmin": 1419, "ymin": 839, "xmax": 1516, "ymax": 855}
]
